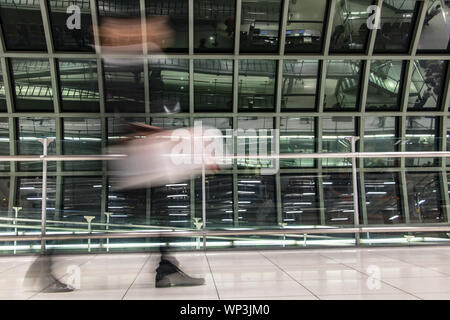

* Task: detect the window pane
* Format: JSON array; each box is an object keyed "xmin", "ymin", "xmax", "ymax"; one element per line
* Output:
[
  {"xmin": 405, "ymin": 172, "xmax": 444, "ymax": 223},
  {"xmin": 17, "ymin": 177, "xmax": 56, "ymax": 220},
  {"xmin": 10, "ymin": 59, "xmax": 53, "ymax": 112},
  {"xmin": 0, "ymin": 64, "xmax": 6, "ymax": 112},
  {"xmin": 322, "ymin": 116, "xmax": 355, "ymax": 167},
  {"xmin": 285, "ymin": 0, "xmax": 327, "ymax": 53},
  {"xmin": 408, "ymin": 60, "xmax": 447, "ymax": 111},
  {"xmin": 366, "ymin": 60, "xmax": 405, "ymax": 111},
  {"xmin": 63, "ymin": 118, "xmax": 102, "ymax": 171},
  {"xmin": 0, "ymin": 1, "xmax": 47, "ymax": 51},
  {"xmin": 405, "ymin": 116, "xmax": 438, "ymax": 167},
  {"xmin": 329, "ymin": 0, "xmax": 372, "ymax": 53},
  {"xmin": 237, "ymin": 117, "xmax": 274, "ymax": 169},
  {"xmin": 58, "ymin": 59, "xmax": 100, "ymax": 112},
  {"xmin": 417, "ymin": 1, "xmax": 450, "ymax": 52},
  {"xmin": 0, "ymin": 178, "xmax": 8, "ymax": 217},
  {"xmin": 237, "ymin": 175, "xmax": 276, "ymax": 227},
  {"xmin": 364, "ymin": 172, "xmax": 402, "ymax": 224},
  {"xmin": 363, "ymin": 116, "xmax": 398, "ymax": 167},
  {"xmin": 103, "ymin": 59, "xmax": 145, "ymax": 113},
  {"xmin": 48, "ymin": 0, "xmax": 94, "ymax": 52},
  {"xmin": 150, "ymin": 117, "xmax": 189, "ymax": 129},
  {"xmin": 281, "ymin": 174, "xmax": 320, "ymax": 225},
  {"xmin": 0, "ymin": 118, "xmax": 9, "ymax": 171},
  {"xmin": 280, "ymin": 117, "xmax": 315, "ymax": 168},
  {"xmin": 62, "ymin": 176, "xmax": 102, "ymax": 221},
  {"xmin": 107, "ymin": 117, "xmax": 146, "ymax": 145},
  {"xmin": 195, "ymin": 175, "xmax": 233, "ymax": 227},
  {"xmin": 149, "ymin": 58, "xmax": 189, "ymax": 113},
  {"xmin": 17, "ymin": 118, "xmax": 56, "ymax": 172},
  {"xmin": 194, "ymin": 0, "xmax": 235, "ymax": 53},
  {"xmin": 97, "ymin": 0, "xmax": 142, "ymax": 51},
  {"xmin": 194, "ymin": 59, "xmax": 233, "ymax": 112},
  {"xmin": 373, "ymin": 0, "xmax": 419, "ymax": 53},
  {"xmin": 323, "ymin": 173, "xmax": 354, "ymax": 225},
  {"xmin": 324, "ymin": 60, "xmax": 362, "ymax": 111},
  {"xmin": 146, "ymin": 0, "xmax": 188, "ymax": 52},
  {"xmin": 108, "ymin": 178, "xmax": 146, "ymax": 224},
  {"xmin": 238, "ymin": 59, "xmax": 277, "ymax": 111},
  {"xmin": 240, "ymin": 0, "xmax": 282, "ymax": 53},
  {"xmin": 282, "ymin": 60, "xmax": 318, "ymax": 111},
  {"xmin": 151, "ymin": 181, "xmax": 190, "ymax": 228}
]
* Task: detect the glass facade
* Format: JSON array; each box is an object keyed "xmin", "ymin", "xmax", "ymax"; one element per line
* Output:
[
  {"xmin": 285, "ymin": 0, "xmax": 328, "ymax": 53},
  {"xmin": 0, "ymin": 0, "xmax": 448, "ymax": 253},
  {"xmin": 329, "ymin": 0, "xmax": 372, "ymax": 53},
  {"xmin": 58, "ymin": 59, "xmax": 100, "ymax": 112},
  {"xmin": 282, "ymin": 60, "xmax": 319, "ymax": 111},
  {"xmin": 373, "ymin": 0, "xmax": 419, "ymax": 53},
  {"xmin": 239, "ymin": 0, "xmax": 282, "ymax": 53},
  {"xmin": 324, "ymin": 60, "xmax": 362, "ymax": 111},
  {"xmin": 194, "ymin": 60, "xmax": 233, "ymax": 112}
]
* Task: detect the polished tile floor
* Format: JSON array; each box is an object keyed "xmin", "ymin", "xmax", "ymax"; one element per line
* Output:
[{"xmin": 2, "ymin": 246, "xmax": 450, "ymax": 300}]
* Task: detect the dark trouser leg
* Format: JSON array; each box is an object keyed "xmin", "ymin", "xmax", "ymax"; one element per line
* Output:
[
  {"xmin": 23, "ymin": 250, "xmax": 74, "ymax": 293},
  {"xmin": 154, "ymin": 236, "xmax": 205, "ymax": 288}
]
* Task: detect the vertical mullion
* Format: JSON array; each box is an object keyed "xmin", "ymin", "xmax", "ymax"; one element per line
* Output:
[
  {"xmin": 141, "ymin": 0, "xmax": 150, "ymax": 114},
  {"xmin": 234, "ymin": 0, "xmax": 242, "ymax": 56},
  {"xmin": 358, "ymin": 117, "xmax": 366, "ymax": 226},
  {"xmin": 318, "ymin": 60, "xmax": 327, "ymax": 113},
  {"xmin": 322, "ymin": 0, "xmax": 337, "ymax": 56},
  {"xmin": 317, "ymin": 117, "xmax": 325, "ymax": 225},
  {"xmin": 55, "ymin": 175, "xmax": 62, "ymax": 220},
  {"xmin": 189, "ymin": 59, "xmax": 194, "ymax": 114},
  {"xmin": 278, "ymin": 0, "xmax": 289, "ymax": 56},
  {"xmin": 400, "ymin": 60, "xmax": 414, "ymax": 113},
  {"xmin": 146, "ymin": 188, "xmax": 151, "ymax": 225},
  {"xmin": 359, "ymin": 172, "xmax": 368, "ymax": 225},
  {"xmin": 1, "ymin": 58, "xmax": 15, "ymax": 114},
  {"xmin": 39, "ymin": 0, "xmax": 55, "ymax": 54},
  {"xmin": 89, "ymin": 0, "xmax": 102, "ymax": 53},
  {"xmin": 359, "ymin": 60, "xmax": 371, "ymax": 113},
  {"xmin": 409, "ymin": 0, "xmax": 428, "ymax": 56},
  {"xmin": 440, "ymin": 116, "xmax": 450, "ymax": 222},
  {"xmin": 366, "ymin": 0, "xmax": 383, "ymax": 56},
  {"xmin": 275, "ymin": 116, "xmax": 282, "ymax": 225},
  {"xmin": 189, "ymin": 0, "xmax": 194, "ymax": 55},
  {"xmin": 7, "ymin": 176, "xmax": 16, "ymax": 218},
  {"xmin": 101, "ymin": 174, "xmax": 108, "ymax": 224}
]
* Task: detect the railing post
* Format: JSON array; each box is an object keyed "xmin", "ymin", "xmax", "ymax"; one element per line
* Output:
[
  {"xmin": 38, "ymin": 137, "xmax": 54, "ymax": 254},
  {"xmin": 347, "ymin": 136, "xmax": 361, "ymax": 246},
  {"xmin": 104, "ymin": 212, "xmax": 112, "ymax": 252},
  {"xmin": 12, "ymin": 206, "xmax": 22, "ymax": 254},
  {"xmin": 84, "ymin": 216, "xmax": 95, "ymax": 252},
  {"xmin": 201, "ymin": 163, "xmax": 206, "ymax": 250}
]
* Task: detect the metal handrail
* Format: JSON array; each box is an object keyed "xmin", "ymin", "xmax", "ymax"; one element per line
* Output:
[
  {"xmin": 1, "ymin": 150, "xmax": 450, "ymax": 162},
  {"xmin": 1, "ymin": 225, "xmax": 450, "ymax": 242}
]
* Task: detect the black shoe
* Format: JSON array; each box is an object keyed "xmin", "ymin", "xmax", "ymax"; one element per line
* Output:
[
  {"xmin": 155, "ymin": 264, "xmax": 205, "ymax": 288},
  {"xmin": 43, "ymin": 278, "xmax": 75, "ymax": 293}
]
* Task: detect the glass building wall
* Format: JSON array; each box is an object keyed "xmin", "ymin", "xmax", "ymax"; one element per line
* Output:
[{"xmin": 0, "ymin": 0, "xmax": 448, "ymax": 252}]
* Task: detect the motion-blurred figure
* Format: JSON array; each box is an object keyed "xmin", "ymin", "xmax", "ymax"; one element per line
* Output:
[
  {"xmin": 109, "ymin": 122, "xmax": 225, "ymax": 287},
  {"xmin": 22, "ymin": 12, "xmax": 210, "ymax": 291},
  {"xmin": 23, "ymin": 251, "xmax": 74, "ymax": 293}
]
